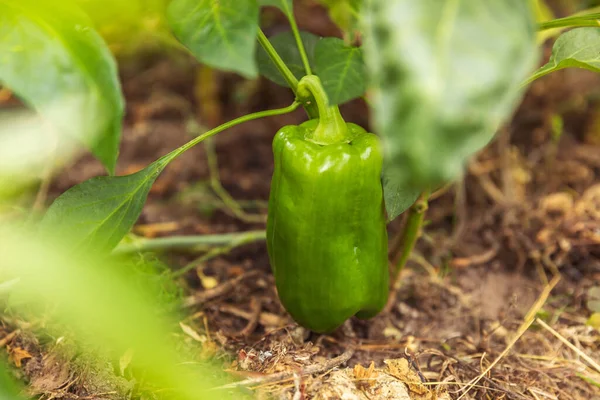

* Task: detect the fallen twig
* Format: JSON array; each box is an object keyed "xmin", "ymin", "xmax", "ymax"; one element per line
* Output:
[
  {"xmin": 536, "ymin": 317, "xmax": 600, "ymax": 375},
  {"xmin": 213, "ymin": 347, "xmax": 355, "ymax": 390},
  {"xmin": 450, "ymin": 242, "xmax": 499, "ymax": 269},
  {"xmin": 216, "ymin": 303, "xmax": 286, "ymax": 328},
  {"xmin": 235, "ymin": 297, "xmax": 262, "ymax": 337},
  {"xmin": 184, "ymin": 270, "xmax": 260, "ymax": 307},
  {"xmin": 0, "ymin": 330, "xmax": 18, "ymax": 347}
]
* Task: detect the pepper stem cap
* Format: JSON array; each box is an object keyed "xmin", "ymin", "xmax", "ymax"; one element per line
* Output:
[{"xmin": 298, "ymin": 75, "xmax": 349, "ymax": 145}]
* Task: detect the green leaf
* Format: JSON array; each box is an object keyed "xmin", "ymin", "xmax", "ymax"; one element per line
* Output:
[
  {"xmin": 167, "ymin": 0, "xmax": 259, "ymax": 78},
  {"xmin": 259, "ymin": 33, "xmax": 366, "ymax": 104},
  {"xmin": 0, "ymin": 363, "xmax": 22, "ymax": 400},
  {"xmin": 0, "ymin": 226, "xmax": 237, "ymax": 399},
  {"xmin": 383, "ymin": 172, "xmax": 420, "ymax": 221},
  {"xmin": 40, "ymin": 158, "xmax": 168, "ymax": 252},
  {"xmin": 319, "ymin": 0, "xmax": 362, "ymax": 35},
  {"xmin": 314, "ymin": 37, "xmax": 366, "ymax": 105},
  {"xmin": 0, "ymin": 0, "xmax": 124, "ymax": 174},
  {"xmin": 39, "ymin": 98, "xmax": 301, "ymax": 251},
  {"xmin": 363, "ymin": 0, "xmax": 539, "ymax": 192},
  {"xmin": 527, "ymin": 28, "xmax": 600, "ymax": 84},
  {"xmin": 259, "ymin": 0, "xmax": 293, "ymax": 11},
  {"xmin": 257, "ymin": 31, "xmax": 319, "ymax": 86}
]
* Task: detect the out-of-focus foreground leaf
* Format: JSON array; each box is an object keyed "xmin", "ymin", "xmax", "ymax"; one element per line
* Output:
[
  {"xmin": 363, "ymin": 0, "xmax": 538, "ymax": 220},
  {"xmin": 532, "ymin": 0, "xmax": 557, "ymax": 43},
  {"xmin": 319, "ymin": 0, "xmax": 362, "ymax": 37},
  {"xmin": 0, "ymin": 226, "xmax": 238, "ymax": 400},
  {"xmin": 0, "ymin": 109, "xmax": 54, "ymax": 199},
  {"xmin": 75, "ymin": 0, "xmax": 176, "ymax": 55},
  {"xmin": 259, "ymin": 0, "xmax": 293, "ymax": 12},
  {"xmin": 0, "ymin": 363, "xmax": 23, "ymax": 400},
  {"xmin": 0, "ymin": 0, "xmax": 124, "ymax": 174}
]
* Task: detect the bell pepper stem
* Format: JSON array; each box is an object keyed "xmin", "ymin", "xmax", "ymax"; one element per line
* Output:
[
  {"xmin": 297, "ymin": 75, "xmax": 349, "ymax": 145},
  {"xmin": 275, "ymin": 0, "xmax": 312, "ymax": 75},
  {"xmin": 161, "ymin": 101, "xmax": 302, "ymax": 165},
  {"xmin": 257, "ymin": 30, "xmax": 319, "ymax": 119},
  {"xmin": 286, "ymin": 10, "xmax": 312, "ymax": 75}
]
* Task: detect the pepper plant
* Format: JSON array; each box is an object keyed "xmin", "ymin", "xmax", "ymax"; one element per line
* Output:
[{"xmin": 2, "ymin": 0, "xmax": 600, "ymax": 394}]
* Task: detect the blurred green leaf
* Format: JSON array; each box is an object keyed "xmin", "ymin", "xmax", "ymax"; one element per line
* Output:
[
  {"xmin": 551, "ymin": 114, "xmax": 564, "ymax": 142},
  {"xmin": 75, "ymin": 0, "xmax": 175, "ymax": 54},
  {"xmin": 257, "ymin": 31, "xmax": 319, "ymax": 86},
  {"xmin": 40, "ymin": 158, "xmax": 169, "ymax": 252},
  {"xmin": 0, "ymin": 226, "xmax": 237, "ymax": 400},
  {"xmin": 0, "ymin": 363, "xmax": 23, "ymax": 399},
  {"xmin": 167, "ymin": 0, "xmax": 259, "ymax": 78},
  {"xmin": 587, "ymin": 313, "xmax": 600, "ymax": 330},
  {"xmin": 527, "ymin": 28, "xmax": 600, "ymax": 85},
  {"xmin": 319, "ymin": 0, "xmax": 362, "ymax": 35},
  {"xmin": 0, "ymin": 109, "xmax": 52, "ymax": 199},
  {"xmin": 531, "ymin": 0, "xmax": 553, "ymax": 21},
  {"xmin": 363, "ymin": 0, "xmax": 538, "ymax": 193},
  {"xmin": 587, "ymin": 286, "xmax": 600, "ymax": 312},
  {"xmin": 314, "ymin": 37, "xmax": 366, "ymax": 105},
  {"xmin": 77, "ymin": 0, "xmax": 168, "ymax": 25},
  {"xmin": 532, "ymin": 0, "xmax": 557, "ymax": 43},
  {"xmin": 0, "ymin": 0, "xmax": 124, "ymax": 174},
  {"xmin": 259, "ymin": 0, "xmax": 292, "ymax": 11}
]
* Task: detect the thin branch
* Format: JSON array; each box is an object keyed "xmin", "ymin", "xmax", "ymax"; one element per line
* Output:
[
  {"xmin": 184, "ymin": 271, "xmax": 260, "ymax": 307},
  {"xmin": 204, "ymin": 137, "xmax": 266, "ymax": 223},
  {"xmin": 213, "ymin": 348, "xmax": 355, "ymax": 390},
  {"xmin": 256, "ymin": 30, "xmax": 318, "ymax": 119},
  {"xmin": 536, "ymin": 317, "xmax": 600, "ymax": 375},
  {"xmin": 113, "ymin": 230, "xmax": 266, "ymax": 254}
]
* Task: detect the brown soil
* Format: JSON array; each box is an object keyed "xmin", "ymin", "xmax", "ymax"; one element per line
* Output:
[{"xmin": 2, "ymin": 2, "xmax": 600, "ymax": 400}]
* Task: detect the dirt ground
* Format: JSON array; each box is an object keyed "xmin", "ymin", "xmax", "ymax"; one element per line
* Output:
[{"xmin": 2, "ymin": 3, "xmax": 600, "ymax": 400}]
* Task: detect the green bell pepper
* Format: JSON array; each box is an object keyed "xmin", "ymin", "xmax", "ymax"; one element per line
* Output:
[{"xmin": 267, "ymin": 75, "xmax": 389, "ymax": 333}]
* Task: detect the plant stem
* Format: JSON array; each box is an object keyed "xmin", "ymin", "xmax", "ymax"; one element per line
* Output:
[
  {"xmin": 257, "ymin": 29, "xmax": 318, "ymax": 119},
  {"xmin": 538, "ymin": 11, "xmax": 600, "ymax": 30},
  {"xmin": 297, "ymin": 75, "xmax": 348, "ymax": 144},
  {"xmin": 113, "ymin": 230, "xmax": 266, "ymax": 254},
  {"xmin": 284, "ymin": 5, "xmax": 312, "ymax": 75},
  {"xmin": 170, "ymin": 231, "xmax": 265, "ymax": 278},
  {"xmin": 204, "ymin": 137, "xmax": 266, "ymax": 223},
  {"xmin": 257, "ymin": 29, "xmax": 299, "ymax": 90},
  {"xmin": 160, "ymin": 101, "xmax": 301, "ymax": 165},
  {"xmin": 391, "ymin": 190, "xmax": 430, "ymax": 286}
]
